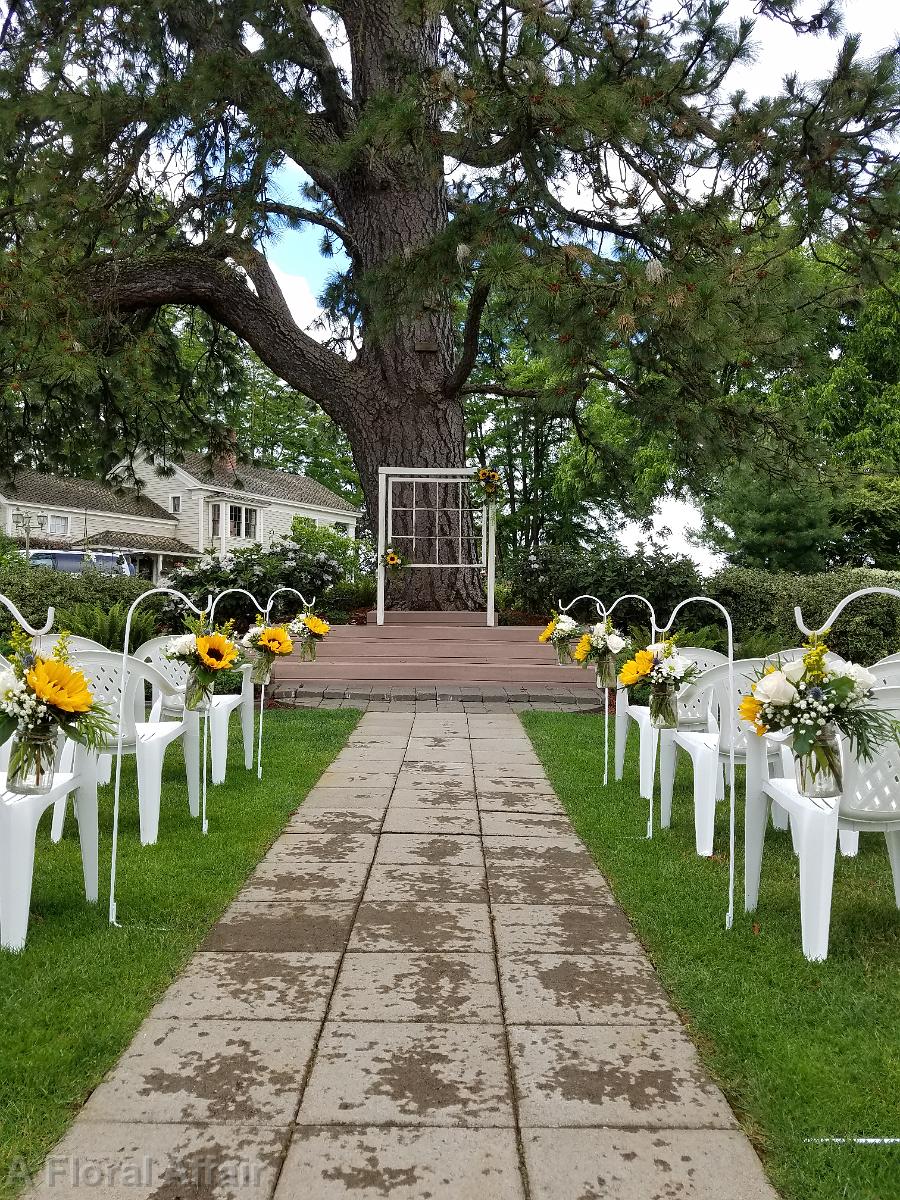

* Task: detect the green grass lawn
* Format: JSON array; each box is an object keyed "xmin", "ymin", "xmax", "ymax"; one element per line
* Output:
[
  {"xmin": 522, "ymin": 710, "xmax": 900, "ymax": 1200},
  {"xmin": 0, "ymin": 707, "xmax": 358, "ymax": 1196}
]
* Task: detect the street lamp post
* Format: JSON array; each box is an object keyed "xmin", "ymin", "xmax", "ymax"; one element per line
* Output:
[{"xmin": 12, "ymin": 509, "xmax": 47, "ymax": 557}]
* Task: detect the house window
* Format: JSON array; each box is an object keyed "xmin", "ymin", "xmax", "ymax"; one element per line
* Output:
[
  {"xmin": 333, "ymin": 522, "xmax": 349, "ymax": 535},
  {"xmin": 169, "ymin": 495, "xmax": 182, "ymax": 514},
  {"xmin": 229, "ymin": 505, "xmax": 243, "ymax": 537},
  {"xmin": 211, "ymin": 505, "xmax": 220, "ymax": 538},
  {"xmin": 47, "ymin": 514, "xmax": 69, "ymax": 537},
  {"xmin": 244, "ymin": 508, "xmax": 258, "ymax": 539}
]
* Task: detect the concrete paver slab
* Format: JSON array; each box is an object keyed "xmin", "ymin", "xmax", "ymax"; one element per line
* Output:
[{"xmin": 330, "ymin": 952, "xmax": 502, "ymax": 1023}]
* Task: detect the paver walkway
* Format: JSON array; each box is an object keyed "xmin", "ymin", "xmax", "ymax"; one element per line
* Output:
[{"xmin": 30, "ymin": 712, "xmax": 777, "ymax": 1199}]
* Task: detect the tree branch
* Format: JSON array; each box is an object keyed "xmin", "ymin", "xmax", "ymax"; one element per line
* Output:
[
  {"xmin": 260, "ymin": 201, "xmax": 360, "ymax": 257},
  {"xmin": 445, "ymin": 278, "xmax": 491, "ymax": 397},
  {"xmin": 84, "ymin": 249, "xmax": 355, "ymax": 421}
]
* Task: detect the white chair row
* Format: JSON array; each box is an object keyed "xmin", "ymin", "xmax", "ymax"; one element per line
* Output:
[{"xmin": 1, "ymin": 634, "xmax": 255, "ymax": 951}]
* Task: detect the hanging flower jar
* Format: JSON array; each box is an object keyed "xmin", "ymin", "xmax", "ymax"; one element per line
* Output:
[
  {"xmin": 739, "ymin": 636, "xmax": 900, "ymax": 802},
  {"xmin": 241, "ymin": 622, "xmax": 294, "ymax": 685},
  {"xmin": 538, "ymin": 613, "xmax": 580, "ymax": 667},
  {"xmin": 619, "ymin": 639, "xmax": 699, "ymax": 727},
  {"xmin": 288, "ymin": 612, "xmax": 331, "ymax": 662},
  {"xmin": 571, "ymin": 620, "xmax": 630, "ymax": 689},
  {"xmin": 7, "ymin": 723, "xmax": 58, "ymax": 794},
  {"xmin": 650, "ymin": 683, "xmax": 679, "ymax": 729},
  {"xmin": 166, "ymin": 625, "xmax": 241, "ymax": 711},
  {"xmin": 0, "ymin": 632, "xmax": 115, "ymax": 796},
  {"xmin": 793, "ymin": 724, "xmax": 843, "ymax": 799}
]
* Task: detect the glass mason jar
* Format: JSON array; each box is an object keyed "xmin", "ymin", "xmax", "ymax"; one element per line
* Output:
[
  {"xmin": 184, "ymin": 666, "xmax": 213, "ymax": 711},
  {"xmin": 299, "ymin": 638, "xmax": 318, "ymax": 662},
  {"xmin": 794, "ymin": 724, "xmax": 842, "ymax": 799},
  {"xmin": 555, "ymin": 640, "xmax": 573, "ymax": 666},
  {"xmin": 596, "ymin": 652, "xmax": 618, "ymax": 690},
  {"xmin": 7, "ymin": 725, "xmax": 57, "ymax": 795},
  {"xmin": 250, "ymin": 653, "xmax": 272, "ymax": 685},
  {"xmin": 650, "ymin": 683, "xmax": 678, "ymax": 729}
]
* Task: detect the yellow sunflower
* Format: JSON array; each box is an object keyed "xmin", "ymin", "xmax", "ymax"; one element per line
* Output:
[
  {"xmin": 634, "ymin": 649, "xmax": 655, "ymax": 676},
  {"xmin": 258, "ymin": 627, "xmax": 293, "ymax": 656},
  {"xmin": 738, "ymin": 695, "xmax": 766, "ymax": 736},
  {"xmin": 538, "ymin": 618, "xmax": 557, "ymax": 644},
  {"xmin": 304, "ymin": 615, "xmax": 331, "ymax": 638},
  {"xmin": 196, "ymin": 632, "xmax": 239, "ymax": 671},
  {"xmin": 618, "ymin": 658, "xmax": 641, "ymax": 686},
  {"xmin": 27, "ymin": 657, "xmax": 93, "ymax": 714},
  {"xmin": 573, "ymin": 633, "xmax": 592, "ymax": 663},
  {"xmin": 385, "ymin": 550, "xmax": 402, "ymax": 567}
]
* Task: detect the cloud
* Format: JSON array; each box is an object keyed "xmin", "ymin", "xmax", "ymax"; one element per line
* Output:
[{"xmin": 268, "ymin": 262, "xmax": 324, "ymax": 336}]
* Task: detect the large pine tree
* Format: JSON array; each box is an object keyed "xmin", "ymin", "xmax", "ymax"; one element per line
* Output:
[{"xmin": 2, "ymin": 0, "xmax": 898, "ymax": 605}]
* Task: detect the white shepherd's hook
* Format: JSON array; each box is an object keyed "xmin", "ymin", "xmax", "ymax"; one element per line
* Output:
[
  {"xmin": 557, "ymin": 594, "xmax": 610, "ymax": 783},
  {"xmin": 656, "ymin": 597, "xmax": 736, "ymax": 930},
  {"xmin": 795, "ymin": 586, "xmax": 900, "ymax": 639},
  {"xmin": 0, "ymin": 596, "xmax": 54, "ymax": 637},
  {"xmin": 258, "ymin": 588, "xmax": 316, "ymax": 781},
  {"xmin": 108, "ymin": 588, "xmax": 211, "ymax": 926},
  {"xmin": 605, "ymin": 594, "xmax": 658, "ymax": 835}
]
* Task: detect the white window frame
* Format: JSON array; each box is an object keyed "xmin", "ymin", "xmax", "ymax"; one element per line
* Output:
[
  {"xmin": 243, "ymin": 506, "xmax": 258, "ymax": 540},
  {"xmin": 47, "ymin": 513, "xmax": 69, "ymax": 537},
  {"xmin": 169, "ymin": 494, "xmax": 182, "ymax": 515}
]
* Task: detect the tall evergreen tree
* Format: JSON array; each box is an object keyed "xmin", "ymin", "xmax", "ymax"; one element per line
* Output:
[{"xmin": 2, "ymin": 0, "xmax": 898, "ymax": 605}]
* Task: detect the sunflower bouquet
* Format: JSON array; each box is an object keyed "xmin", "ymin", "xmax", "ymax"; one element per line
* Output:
[
  {"xmin": 538, "ymin": 612, "xmax": 581, "ymax": 665},
  {"xmin": 739, "ymin": 636, "xmax": 900, "ymax": 798},
  {"xmin": 166, "ymin": 619, "xmax": 241, "ymax": 710},
  {"xmin": 472, "ymin": 465, "xmax": 502, "ymax": 503},
  {"xmin": 384, "ymin": 547, "xmax": 406, "ymax": 572},
  {"xmin": 618, "ymin": 637, "xmax": 700, "ymax": 728},
  {"xmin": 241, "ymin": 619, "xmax": 294, "ymax": 684},
  {"xmin": 288, "ymin": 610, "xmax": 331, "ymax": 662},
  {"xmin": 0, "ymin": 629, "xmax": 115, "ymax": 794},
  {"xmin": 573, "ymin": 619, "xmax": 631, "ymax": 688}
]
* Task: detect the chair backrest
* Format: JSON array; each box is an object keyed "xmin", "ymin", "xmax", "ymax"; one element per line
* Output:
[
  {"xmin": 674, "ymin": 647, "xmax": 729, "ymax": 721},
  {"xmin": 867, "ymin": 659, "xmax": 900, "ymax": 689},
  {"xmin": 873, "ymin": 652, "xmax": 900, "ymax": 665},
  {"xmin": 32, "ymin": 633, "xmax": 109, "ymax": 658},
  {"xmin": 74, "ymin": 651, "xmax": 178, "ymax": 744},
  {"xmin": 841, "ymin": 686, "xmax": 900, "ymax": 824},
  {"xmin": 133, "ymin": 635, "xmax": 189, "ymax": 693},
  {"xmin": 679, "ymin": 658, "xmax": 767, "ymax": 753}
]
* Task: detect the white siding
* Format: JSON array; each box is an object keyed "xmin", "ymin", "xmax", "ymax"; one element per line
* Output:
[{"xmin": 0, "ymin": 499, "xmax": 175, "ymax": 544}]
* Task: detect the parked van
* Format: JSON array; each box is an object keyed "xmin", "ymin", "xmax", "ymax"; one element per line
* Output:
[{"xmin": 28, "ymin": 550, "xmax": 133, "ymax": 576}]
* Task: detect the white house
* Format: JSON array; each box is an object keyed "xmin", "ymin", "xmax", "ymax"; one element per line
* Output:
[{"xmin": 1, "ymin": 454, "xmax": 360, "ymax": 580}]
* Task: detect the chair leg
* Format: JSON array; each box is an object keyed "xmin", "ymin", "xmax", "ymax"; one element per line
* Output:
[
  {"xmin": 209, "ymin": 705, "xmax": 230, "ymax": 786},
  {"xmin": 0, "ymin": 808, "xmax": 40, "ymax": 952},
  {"xmin": 659, "ymin": 731, "xmax": 676, "ymax": 829},
  {"xmin": 97, "ymin": 753, "xmax": 112, "ymax": 786},
  {"xmin": 135, "ymin": 741, "xmax": 166, "ymax": 846},
  {"xmin": 638, "ymin": 722, "xmax": 657, "ymax": 801},
  {"xmin": 839, "ymin": 829, "xmax": 859, "ymax": 858},
  {"xmin": 50, "ymin": 793, "xmax": 67, "ymax": 843},
  {"xmin": 715, "ymin": 762, "xmax": 725, "ymax": 801},
  {"xmin": 743, "ymin": 741, "xmax": 768, "ymax": 913},
  {"xmin": 796, "ymin": 809, "xmax": 839, "ymax": 962},
  {"xmin": 885, "ymin": 830, "xmax": 900, "ymax": 908},
  {"xmin": 771, "ymin": 801, "xmax": 790, "ymax": 832},
  {"xmin": 614, "ymin": 696, "xmax": 628, "ymax": 781},
  {"xmin": 692, "ymin": 754, "xmax": 718, "ymax": 857},
  {"xmin": 241, "ymin": 683, "xmax": 255, "ymax": 771},
  {"xmin": 181, "ymin": 710, "xmax": 201, "ymax": 818},
  {"xmin": 74, "ymin": 757, "xmax": 99, "ymax": 904}
]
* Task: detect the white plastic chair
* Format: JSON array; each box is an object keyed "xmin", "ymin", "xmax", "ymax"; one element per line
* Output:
[
  {"xmin": 614, "ymin": 647, "xmax": 729, "ymax": 799},
  {"xmin": 133, "ymin": 636, "xmax": 254, "ymax": 785},
  {"xmin": 0, "ymin": 736, "xmax": 99, "ymax": 951},
  {"xmin": 744, "ymin": 686, "xmax": 900, "ymax": 961},
  {"xmin": 32, "ymin": 634, "xmax": 115, "ymax": 790},
  {"xmin": 51, "ymin": 652, "xmax": 198, "ymax": 846}
]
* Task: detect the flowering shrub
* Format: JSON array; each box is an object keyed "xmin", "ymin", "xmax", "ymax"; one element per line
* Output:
[{"xmin": 165, "ymin": 537, "xmax": 344, "ymax": 626}]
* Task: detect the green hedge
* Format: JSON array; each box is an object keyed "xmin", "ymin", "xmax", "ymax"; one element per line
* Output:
[
  {"xmin": 707, "ymin": 567, "xmax": 900, "ymax": 662},
  {"xmin": 0, "ymin": 560, "xmax": 151, "ymax": 639}
]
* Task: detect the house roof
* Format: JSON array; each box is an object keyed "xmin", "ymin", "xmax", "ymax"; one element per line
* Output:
[
  {"xmin": 2, "ymin": 470, "xmax": 175, "ymax": 521},
  {"xmin": 75, "ymin": 530, "xmax": 200, "ymax": 556},
  {"xmin": 177, "ymin": 452, "xmax": 359, "ymax": 514}
]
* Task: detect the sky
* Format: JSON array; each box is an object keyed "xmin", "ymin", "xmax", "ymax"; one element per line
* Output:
[{"xmin": 261, "ymin": 1, "xmax": 897, "ymax": 571}]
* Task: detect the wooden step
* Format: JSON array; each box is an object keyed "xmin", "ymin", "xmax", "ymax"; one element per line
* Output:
[
  {"xmin": 275, "ymin": 661, "xmax": 595, "ymax": 684},
  {"xmin": 328, "ymin": 624, "xmax": 542, "ymax": 641},
  {"xmin": 373, "ymin": 610, "xmax": 492, "ymax": 626}
]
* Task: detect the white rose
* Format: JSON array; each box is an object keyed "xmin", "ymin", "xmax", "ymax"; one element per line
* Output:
[
  {"xmin": 556, "ymin": 614, "xmax": 577, "ymax": 633},
  {"xmin": 168, "ymin": 633, "xmax": 196, "ymax": 657},
  {"xmin": 647, "ymin": 641, "xmax": 668, "ymax": 654},
  {"xmin": 0, "ymin": 669, "xmax": 16, "ymax": 699},
  {"xmin": 607, "ymin": 634, "xmax": 626, "ymax": 654},
  {"xmin": 754, "ymin": 670, "xmax": 798, "ymax": 706},
  {"xmin": 241, "ymin": 630, "xmax": 258, "ymax": 647},
  {"xmin": 838, "ymin": 662, "xmax": 877, "ymax": 695},
  {"xmin": 782, "ymin": 658, "xmax": 806, "ymax": 684}
]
